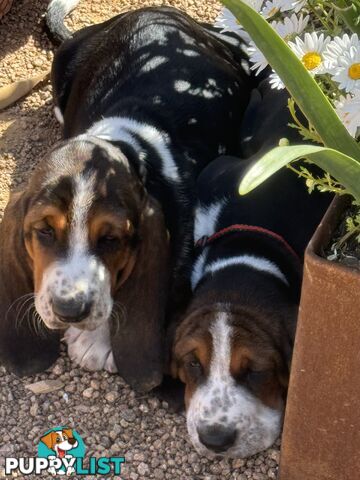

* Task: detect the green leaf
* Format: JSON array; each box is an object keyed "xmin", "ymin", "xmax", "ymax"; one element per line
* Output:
[
  {"xmin": 333, "ymin": 0, "xmax": 360, "ymax": 35},
  {"xmin": 239, "ymin": 145, "xmax": 360, "ymax": 203},
  {"xmin": 221, "ymin": 0, "xmax": 360, "ymax": 161}
]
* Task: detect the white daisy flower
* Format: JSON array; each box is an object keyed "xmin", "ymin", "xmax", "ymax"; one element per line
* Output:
[
  {"xmin": 215, "ymin": 0, "xmax": 263, "ymax": 32},
  {"xmin": 215, "ymin": 8, "xmax": 243, "ymax": 33},
  {"xmin": 291, "ymin": 0, "xmax": 307, "ymax": 12},
  {"xmin": 331, "ymin": 45, "xmax": 360, "ymax": 93},
  {"xmin": 269, "ymin": 71, "xmax": 285, "ymax": 89},
  {"xmin": 249, "ymin": 14, "xmax": 309, "ymax": 75},
  {"xmin": 244, "ymin": 0, "xmax": 264, "ymax": 11},
  {"xmin": 275, "ymin": 13, "xmax": 309, "ymax": 41},
  {"xmin": 323, "ymin": 33, "xmax": 360, "ymax": 73},
  {"xmin": 335, "ymin": 92, "xmax": 360, "ymax": 137},
  {"xmin": 214, "ymin": 6, "xmax": 258, "ymax": 43},
  {"xmin": 261, "ymin": 0, "xmax": 294, "ymax": 18},
  {"xmin": 289, "ymin": 32, "xmax": 331, "ymax": 75}
]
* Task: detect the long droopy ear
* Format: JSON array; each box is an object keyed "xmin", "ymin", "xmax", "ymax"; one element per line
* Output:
[
  {"xmin": 110, "ymin": 196, "xmax": 170, "ymax": 392},
  {"xmin": 0, "ymin": 191, "xmax": 60, "ymax": 376}
]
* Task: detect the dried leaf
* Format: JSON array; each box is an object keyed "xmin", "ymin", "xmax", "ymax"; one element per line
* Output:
[
  {"xmin": 0, "ymin": 70, "xmax": 50, "ymax": 110},
  {"xmin": 25, "ymin": 379, "xmax": 64, "ymax": 394}
]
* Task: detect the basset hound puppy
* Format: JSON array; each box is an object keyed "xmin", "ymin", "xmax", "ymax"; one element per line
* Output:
[
  {"xmin": 0, "ymin": 3, "xmax": 254, "ymax": 391},
  {"xmin": 171, "ymin": 80, "xmax": 332, "ymax": 457}
]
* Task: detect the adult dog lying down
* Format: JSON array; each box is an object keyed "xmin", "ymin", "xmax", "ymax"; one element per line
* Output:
[
  {"xmin": 171, "ymin": 80, "xmax": 332, "ymax": 457},
  {"xmin": 0, "ymin": 3, "xmax": 253, "ymax": 391}
]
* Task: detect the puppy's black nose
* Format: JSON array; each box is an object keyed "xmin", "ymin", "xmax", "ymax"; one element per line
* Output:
[
  {"xmin": 52, "ymin": 297, "xmax": 92, "ymax": 323},
  {"xmin": 68, "ymin": 437, "xmax": 77, "ymax": 445},
  {"xmin": 198, "ymin": 425, "xmax": 237, "ymax": 453}
]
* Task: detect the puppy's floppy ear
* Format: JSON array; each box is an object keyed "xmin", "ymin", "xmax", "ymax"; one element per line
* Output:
[
  {"xmin": 0, "ymin": 191, "xmax": 60, "ymax": 376},
  {"xmin": 40, "ymin": 431, "xmax": 56, "ymax": 450},
  {"xmin": 110, "ymin": 196, "xmax": 170, "ymax": 392}
]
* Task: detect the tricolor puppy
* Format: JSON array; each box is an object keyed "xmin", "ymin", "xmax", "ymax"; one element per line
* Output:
[
  {"xmin": 171, "ymin": 80, "xmax": 332, "ymax": 457},
  {"xmin": 0, "ymin": 3, "xmax": 253, "ymax": 391},
  {"xmin": 41, "ymin": 428, "xmax": 78, "ymax": 457}
]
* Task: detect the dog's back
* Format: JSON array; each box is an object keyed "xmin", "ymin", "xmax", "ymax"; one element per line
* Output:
[
  {"xmin": 195, "ymin": 80, "xmax": 332, "ymax": 257},
  {"xmin": 51, "ymin": 6, "xmax": 253, "ymax": 168}
]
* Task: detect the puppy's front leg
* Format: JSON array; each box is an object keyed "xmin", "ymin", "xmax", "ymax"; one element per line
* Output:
[{"xmin": 64, "ymin": 321, "xmax": 117, "ymax": 373}]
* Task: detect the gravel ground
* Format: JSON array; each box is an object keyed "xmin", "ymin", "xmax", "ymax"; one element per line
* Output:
[{"xmin": 0, "ymin": 1, "xmax": 281, "ymax": 478}]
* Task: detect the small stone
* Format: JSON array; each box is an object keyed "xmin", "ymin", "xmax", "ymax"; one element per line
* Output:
[
  {"xmin": 233, "ymin": 458, "xmax": 246, "ymax": 469},
  {"xmin": 154, "ymin": 468, "xmax": 165, "ymax": 479},
  {"xmin": 268, "ymin": 449, "xmax": 280, "ymax": 463},
  {"xmin": 32, "ymin": 58, "xmax": 43, "ymax": 68},
  {"xmin": 134, "ymin": 453, "xmax": 145, "ymax": 462},
  {"xmin": 30, "ymin": 402, "xmax": 39, "ymax": 417},
  {"xmin": 90, "ymin": 379, "xmax": 100, "ymax": 390},
  {"xmin": 121, "ymin": 409, "xmax": 136, "ymax": 422},
  {"xmin": 52, "ymin": 364, "xmax": 64, "ymax": 375},
  {"xmin": 105, "ymin": 391, "xmax": 119, "ymax": 403},
  {"xmin": 82, "ymin": 388, "xmax": 93, "ymax": 399},
  {"xmin": 139, "ymin": 403, "xmax": 149, "ymax": 413},
  {"xmin": 137, "ymin": 462, "xmax": 149, "ymax": 476}
]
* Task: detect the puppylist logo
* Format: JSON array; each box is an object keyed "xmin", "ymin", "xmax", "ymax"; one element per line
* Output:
[{"xmin": 5, "ymin": 426, "xmax": 125, "ymax": 476}]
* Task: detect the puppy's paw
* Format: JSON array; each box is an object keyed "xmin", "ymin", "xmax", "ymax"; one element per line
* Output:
[{"xmin": 64, "ymin": 324, "xmax": 117, "ymax": 373}]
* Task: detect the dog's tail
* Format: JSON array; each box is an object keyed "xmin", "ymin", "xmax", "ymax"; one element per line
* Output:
[{"xmin": 46, "ymin": 0, "xmax": 81, "ymax": 45}]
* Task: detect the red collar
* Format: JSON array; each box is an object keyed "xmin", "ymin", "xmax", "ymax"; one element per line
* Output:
[{"xmin": 195, "ymin": 224, "xmax": 300, "ymax": 262}]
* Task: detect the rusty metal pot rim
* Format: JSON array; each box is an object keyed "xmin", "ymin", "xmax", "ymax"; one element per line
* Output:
[{"xmin": 306, "ymin": 195, "xmax": 360, "ymax": 279}]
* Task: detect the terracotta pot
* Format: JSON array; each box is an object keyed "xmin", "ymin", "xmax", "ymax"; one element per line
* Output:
[
  {"xmin": 0, "ymin": 0, "xmax": 13, "ymax": 19},
  {"xmin": 279, "ymin": 195, "xmax": 360, "ymax": 480}
]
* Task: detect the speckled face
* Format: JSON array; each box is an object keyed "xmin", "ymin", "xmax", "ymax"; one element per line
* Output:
[
  {"xmin": 174, "ymin": 311, "xmax": 286, "ymax": 458},
  {"xmin": 23, "ymin": 138, "xmax": 142, "ymax": 330}
]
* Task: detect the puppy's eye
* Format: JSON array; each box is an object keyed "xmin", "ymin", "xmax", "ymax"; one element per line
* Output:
[
  {"xmin": 63, "ymin": 434, "xmax": 68, "ymax": 440},
  {"xmin": 186, "ymin": 358, "xmax": 203, "ymax": 380},
  {"xmin": 102, "ymin": 235, "xmax": 117, "ymax": 242},
  {"xmin": 56, "ymin": 436, "xmax": 61, "ymax": 443},
  {"xmin": 97, "ymin": 235, "xmax": 120, "ymax": 249},
  {"xmin": 238, "ymin": 369, "xmax": 269, "ymax": 387},
  {"xmin": 36, "ymin": 226, "xmax": 55, "ymax": 242},
  {"xmin": 189, "ymin": 359, "xmax": 202, "ymax": 369}
]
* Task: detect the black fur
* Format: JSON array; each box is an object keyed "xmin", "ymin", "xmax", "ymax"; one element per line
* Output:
[
  {"xmin": 193, "ymin": 79, "xmax": 333, "ymax": 331},
  {"xmin": 43, "ymin": 6, "xmax": 254, "ymax": 389},
  {"xmin": 51, "ymin": 6, "xmax": 255, "ymax": 309}
]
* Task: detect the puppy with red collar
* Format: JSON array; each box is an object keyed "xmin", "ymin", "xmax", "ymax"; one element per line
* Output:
[{"xmin": 171, "ymin": 80, "xmax": 332, "ymax": 458}]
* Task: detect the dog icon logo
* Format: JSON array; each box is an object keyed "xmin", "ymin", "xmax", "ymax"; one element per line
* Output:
[{"xmin": 38, "ymin": 427, "xmax": 85, "ymax": 476}]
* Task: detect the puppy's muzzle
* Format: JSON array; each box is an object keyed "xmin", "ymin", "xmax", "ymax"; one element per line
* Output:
[
  {"xmin": 197, "ymin": 425, "xmax": 237, "ymax": 453},
  {"xmin": 52, "ymin": 296, "xmax": 93, "ymax": 324}
]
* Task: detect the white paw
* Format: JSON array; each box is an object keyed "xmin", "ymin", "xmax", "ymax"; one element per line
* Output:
[
  {"xmin": 54, "ymin": 106, "xmax": 64, "ymax": 125},
  {"xmin": 65, "ymin": 323, "xmax": 117, "ymax": 373}
]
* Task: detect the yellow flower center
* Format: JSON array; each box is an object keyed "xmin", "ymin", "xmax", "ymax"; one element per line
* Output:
[
  {"xmin": 348, "ymin": 63, "xmax": 360, "ymax": 80},
  {"xmin": 268, "ymin": 7, "xmax": 280, "ymax": 17},
  {"xmin": 302, "ymin": 52, "xmax": 322, "ymax": 71}
]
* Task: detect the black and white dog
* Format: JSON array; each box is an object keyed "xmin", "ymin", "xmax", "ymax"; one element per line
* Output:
[
  {"xmin": 0, "ymin": 1, "xmax": 254, "ymax": 391},
  {"xmin": 171, "ymin": 80, "xmax": 332, "ymax": 457}
]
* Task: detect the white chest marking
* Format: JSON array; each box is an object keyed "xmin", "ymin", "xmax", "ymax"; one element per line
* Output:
[
  {"xmin": 87, "ymin": 117, "xmax": 180, "ymax": 183},
  {"xmin": 194, "ymin": 201, "xmax": 225, "ymax": 242}
]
